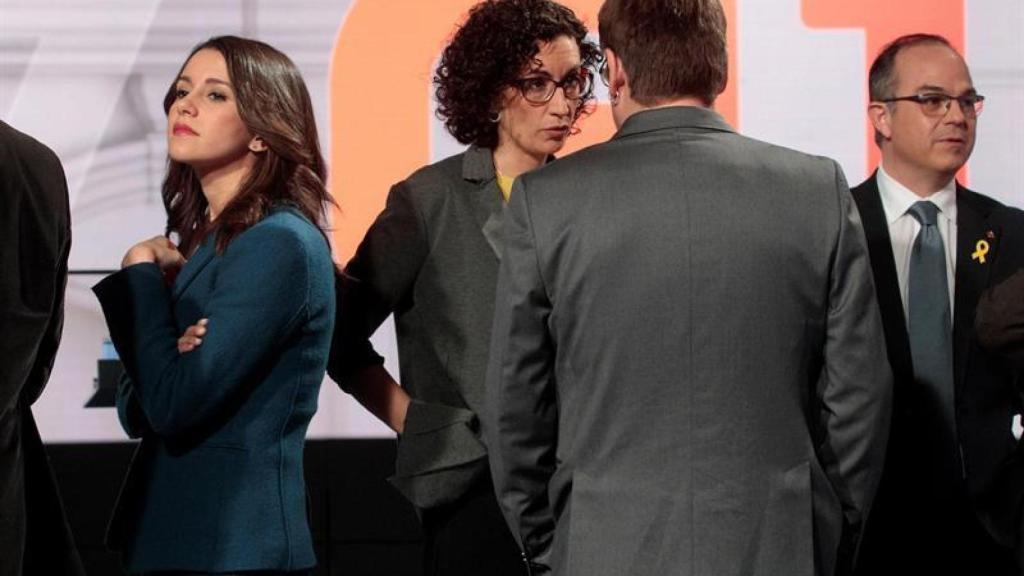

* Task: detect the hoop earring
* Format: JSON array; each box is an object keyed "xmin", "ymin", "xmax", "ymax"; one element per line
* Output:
[
  {"xmin": 489, "ymin": 111, "xmax": 502, "ymax": 123},
  {"xmin": 609, "ymin": 91, "xmax": 619, "ymax": 106}
]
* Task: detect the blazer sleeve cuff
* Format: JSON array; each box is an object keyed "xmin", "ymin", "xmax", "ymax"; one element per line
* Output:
[
  {"xmin": 93, "ymin": 263, "xmax": 174, "ymax": 379},
  {"xmin": 327, "ymin": 338, "xmax": 385, "ymax": 392}
]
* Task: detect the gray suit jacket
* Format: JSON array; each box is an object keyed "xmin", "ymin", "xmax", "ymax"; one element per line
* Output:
[
  {"xmin": 329, "ymin": 146, "xmax": 506, "ymax": 509},
  {"xmin": 483, "ymin": 107, "xmax": 892, "ymax": 576}
]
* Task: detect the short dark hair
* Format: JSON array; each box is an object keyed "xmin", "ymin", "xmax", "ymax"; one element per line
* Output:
[
  {"xmin": 434, "ymin": 0, "xmax": 601, "ymax": 149},
  {"xmin": 869, "ymin": 33, "xmax": 957, "ymax": 102},
  {"xmin": 868, "ymin": 33, "xmax": 958, "ymax": 145},
  {"xmin": 598, "ymin": 0, "xmax": 727, "ymax": 106}
]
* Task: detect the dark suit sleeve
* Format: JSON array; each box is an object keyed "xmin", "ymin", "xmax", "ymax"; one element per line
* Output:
[
  {"xmin": 23, "ymin": 176, "xmax": 70, "ymax": 408},
  {"xmin": 484, "ymin": 177, "xmax": 557, "ymax": 573},
  {"xmin": 816, "ymin": 162, "xmax": 893, "ymax": 563},
  {"xmin": 0, "ymin": 123, "xmax": 84, "ymax": 576},
  {"xmin": 328, "ymin": 181, "xmax": 427, "ymax": 390},
  {"xmin": 976, "ymin": 268, "xmax": 1024, "ymax": 371},
  {"xmin": 0, "ymin": 128, "xmax": 70, "ymax": 411},
  {"xmin": 974, "ymin": 210, "xmax": 1024, "ymax": 552},
  {"xmin": 94, "ymin": 223, "xmax": 312, "ymax": 439}
]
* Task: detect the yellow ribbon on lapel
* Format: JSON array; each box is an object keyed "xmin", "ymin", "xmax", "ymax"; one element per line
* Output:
[{"xmin": 972, "ymin": 239, "xmax": 990, "ymax": 264}]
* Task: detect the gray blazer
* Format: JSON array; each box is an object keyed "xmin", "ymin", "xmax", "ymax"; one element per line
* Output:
[
  {"xmin": 483, "ymin": 107, "xmax": 893, "ymax": 576},
  {"xmin": 329, "ymin": 146, "xmax": 506, "ymax": 509}
]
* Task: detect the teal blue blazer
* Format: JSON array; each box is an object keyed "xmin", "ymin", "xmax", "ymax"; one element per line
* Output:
[{"xmin": 94, "ymin": 208, "xmax": 335, "ymax": 574}]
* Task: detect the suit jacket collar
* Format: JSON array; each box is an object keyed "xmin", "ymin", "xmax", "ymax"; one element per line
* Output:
[
  {"xmin": 876, "ymin": 164, "xmax": 957, "ymax": 227},
  {"xmin": 461, "ymin": 145, "xmax": 506, "ymax": 260},
  {"xmin": 613, "ymin": 105, "xmax": 734, "ymax": 141},
  {"xmin": 952, "ymin": 184, "xmax": 1000, "ymax": 395},
  {"xmin": 462, "ymin": 144, "xmax": 496, "ymax": 183},
  {"xmin": 171, "ymin": 234, "xmax": 215, "ymax": 301},
  {"xmin": 855, "ymin": 174, "xmax": 1003, "ymax": 395},
  {"xmin": 169, "ymin": 206, "xmax": 304, "ymax": 300}
]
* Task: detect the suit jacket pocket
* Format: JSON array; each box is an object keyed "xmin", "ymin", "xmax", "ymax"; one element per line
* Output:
[
  {"xmin": 741, "ymin": 460, "xmax": 814, "ymax": 576},
  {"xmin": 389, "ymin": 400, "xmax": 488, "ymax": 509}
]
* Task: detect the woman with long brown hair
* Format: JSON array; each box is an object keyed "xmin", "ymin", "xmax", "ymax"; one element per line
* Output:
[{"xmin": 93, "ymin": 36, "xmax": 334, "ymax": 575}]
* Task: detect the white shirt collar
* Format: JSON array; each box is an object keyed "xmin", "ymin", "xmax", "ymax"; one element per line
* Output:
[{"xmin": 877, "ymin": 164, "xmax": 957, "ymax": 226}]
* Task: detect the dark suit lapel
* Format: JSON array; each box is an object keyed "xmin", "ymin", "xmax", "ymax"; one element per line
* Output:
[
  {"xmin": 852, "ymin": 174, "xmax": 914, "ymax": 384},
  {"xmin": 953, "ymin": 185, "xmax": 999, "ymax": 396},
  {"xmin": 462, "ymin": 145, "xmax": 505, "ymax": 261},
  {"xmin": 170, "ymin": 238, "xmax": 215, "ymax": 301}
]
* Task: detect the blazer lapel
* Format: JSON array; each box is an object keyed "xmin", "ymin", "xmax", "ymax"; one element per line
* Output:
[
  {"xmin": 952, "ymin": 186, "xmax": 999, "ymax": 396},
  {"xmin": 170, "ymin": 238, "xmax": 215, "ymax": 302},
  {"xmin": 480, "ymin": 202, "xmax": 504, "ymax": 261},
  {"xmin": 462, "ymin": 145, "xmax": 505, "ymax": 260},
  {"xmin": 852, "ymin": 174, "xmax": 914, "ymax": 385}
]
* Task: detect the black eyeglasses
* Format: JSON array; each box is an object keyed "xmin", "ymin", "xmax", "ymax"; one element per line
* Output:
[
  {"xmin": 878, "ymin": 92, "xmax": 985, "ymax": 118},
  {"xmin": 511, "ymin": 69, "xmax": 593, "ymax": 104},
  {"xmin": 598, "ymin": 60, "xmax": 609, "ymax": 86}
]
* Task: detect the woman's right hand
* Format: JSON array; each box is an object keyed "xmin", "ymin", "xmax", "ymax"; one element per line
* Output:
[
  {"xmin": 122, "ymin": 236, "xmax": 186, "ymax": 285},
  {"xmin": 177, "ymin": 318, "xmax": 208, "ymax": 354},
  {"xmin": 122, "ymin": 236, "xmax": 186, "ymax": 271}
]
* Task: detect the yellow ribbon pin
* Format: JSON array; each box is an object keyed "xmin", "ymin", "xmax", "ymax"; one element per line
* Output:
[{"xmin": 972, "ymin": 239, "xmax": 990, "ymax": 264}]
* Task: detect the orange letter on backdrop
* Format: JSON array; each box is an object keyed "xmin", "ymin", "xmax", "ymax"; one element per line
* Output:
[
  {"xmin": 802, "ymin": 0, "xmax": 966, "ymax": 181},
  {"xmin": 329, "ymin": 0, "xmax": 737, "ymax": 263}
]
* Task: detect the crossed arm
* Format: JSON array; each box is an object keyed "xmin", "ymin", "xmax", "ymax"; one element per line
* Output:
[{"xmin": 97, "ymin": 224, "xmax": 313, "ymax": 440}]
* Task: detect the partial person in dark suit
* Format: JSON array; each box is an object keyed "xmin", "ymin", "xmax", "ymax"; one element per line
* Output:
[
  {"xmin": 851, "ymin": 34, "xmax": 1023, "ymax": 575},
  {"xmin": 93, "ymin": 36, "xmax": 335, "ymax": 575},
  {"xmin": 326, "ymin": 1, "xmax": 600, "ymax": 574},
  {"xmin": 0, "ymin": 122, "xmax": 85, "ymax": 576},
  {"xmin": 976, "ymin": 251, "xmax": 1024, "ymax": 372},
  {"xmin": 482, "ymin": 1, "xmax": 891, "ymax": 575},
  {"xmin": 974, "ymin": 207, "xmax": 1024, "ymax": 572}
]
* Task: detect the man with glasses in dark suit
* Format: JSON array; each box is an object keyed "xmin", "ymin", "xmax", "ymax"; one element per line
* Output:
[{"xmin": 851, "ymin": 34, "xmax": 1024, "ymax": 575}]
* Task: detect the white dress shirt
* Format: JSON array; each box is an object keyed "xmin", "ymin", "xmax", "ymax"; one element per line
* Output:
[{"xmin": 876, "ymin": 165, "xmax": 958, "ymax": 319}]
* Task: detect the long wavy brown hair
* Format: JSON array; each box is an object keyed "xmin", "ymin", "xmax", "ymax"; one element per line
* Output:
[{"xmin": 162, "ymin": 36, "xmax": 332, "ymax": 256}]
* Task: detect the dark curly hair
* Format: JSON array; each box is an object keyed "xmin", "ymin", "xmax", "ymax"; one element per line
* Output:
[{"xmin": 434, "ymin": 0, "xmax": 601, "ymax": 149}]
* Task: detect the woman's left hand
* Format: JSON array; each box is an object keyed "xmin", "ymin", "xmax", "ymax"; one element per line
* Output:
[{"xmin": 177, "ymin": 318, "xmax": 208, "ymax": 354}]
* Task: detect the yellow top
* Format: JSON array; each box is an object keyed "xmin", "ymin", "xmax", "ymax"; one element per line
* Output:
[{"xmin": 496, "ymin": 171, "xmax": 515, "ymax": 202}]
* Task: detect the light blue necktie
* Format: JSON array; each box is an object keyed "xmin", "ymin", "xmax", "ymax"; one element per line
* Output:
[{"xmin": 906, "ymin": 201, "xmax": 957, "ymax": 450}]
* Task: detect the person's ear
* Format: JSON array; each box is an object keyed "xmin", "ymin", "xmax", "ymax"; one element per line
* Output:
[
  {"xmin": 604, "ymin": 48, "xmax": 628, "ymax": 103},
  {"xmin": 248, "ymin": 135, "xmax": 267, "ymax": 153},
  {"xmin": 868, "ymin": 102, "xmax": 893, "ymax": 142}
]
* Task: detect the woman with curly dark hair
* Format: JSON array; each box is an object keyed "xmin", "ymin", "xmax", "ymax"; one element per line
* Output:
[
  {"xmin": 327, "ymin": 0, "xmax": 600, "ymax": 573},
  {"xmin": 93, "ymin": 36, "xmax": 334, "ymax": 575}
]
